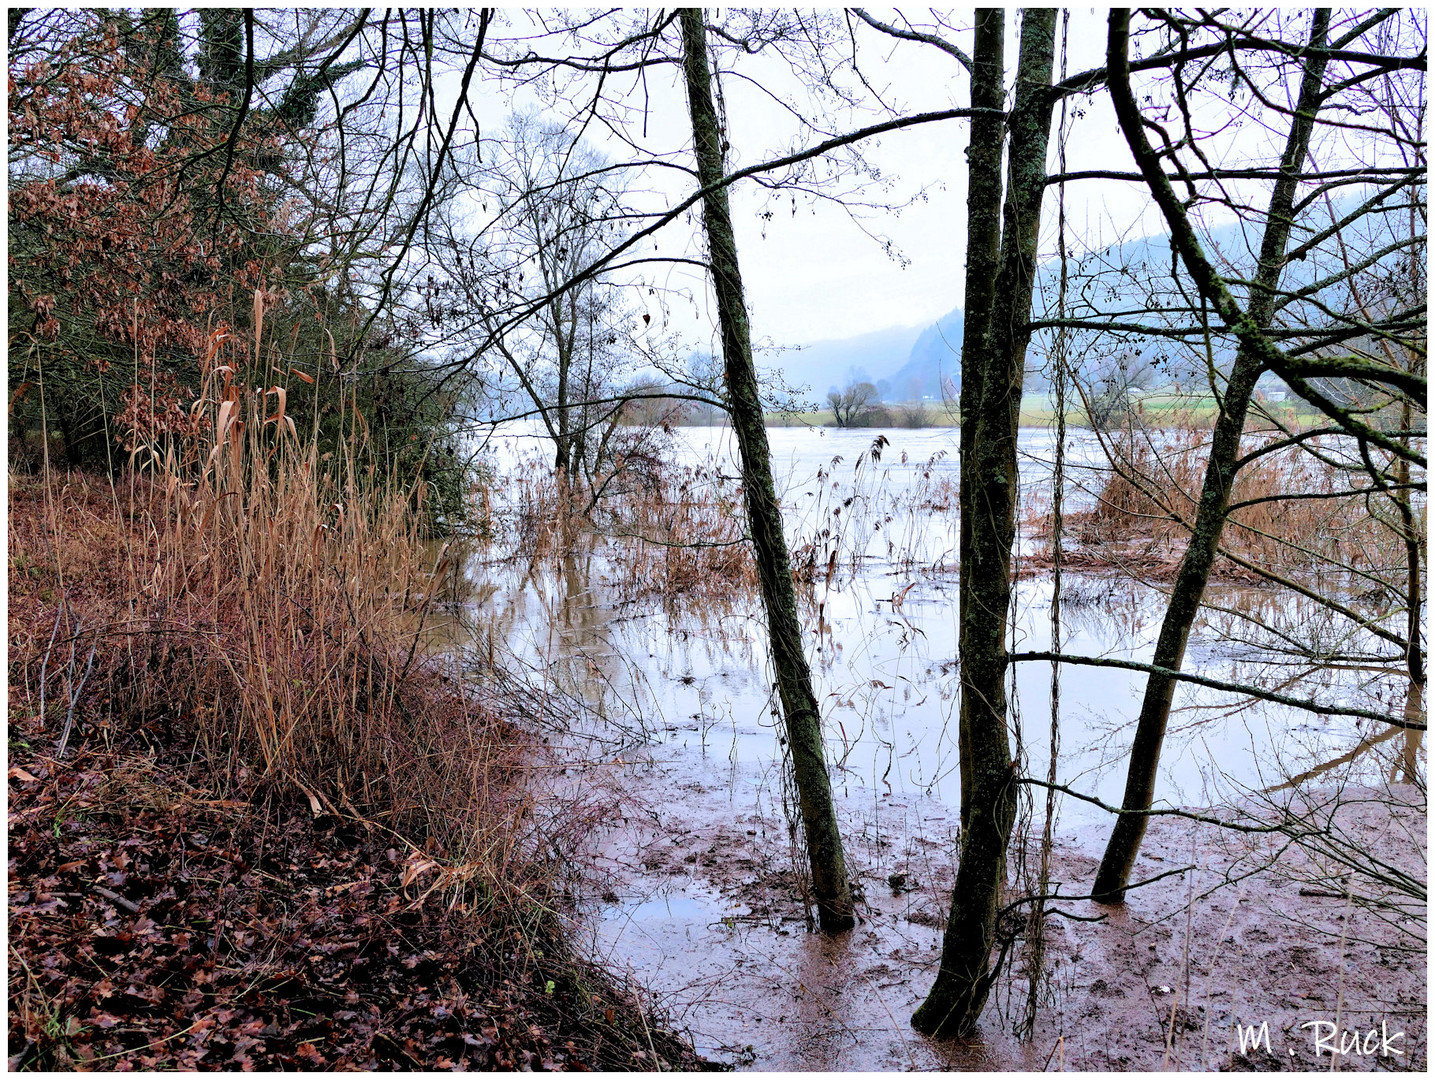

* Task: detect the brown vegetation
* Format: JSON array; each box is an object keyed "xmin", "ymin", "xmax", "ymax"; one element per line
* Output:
[
  {"xmin": 499, "ymin": 453, "xmax": 759, "ymax": 611},
  {"xmin": 7, "ymin": 731, "xmax": 706, "ymax": 1071},
  {"xmin": 7, "ymin": 365, "xmax": 708, "ymax": 1069},
  {"xmin": 1037, "ymin": 421, "xmax": 1419, "ymax": 584}
]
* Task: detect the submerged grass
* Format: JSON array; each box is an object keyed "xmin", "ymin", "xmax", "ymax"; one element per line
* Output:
[
  {"xmin": 1043, "ymin": 419, "xmax": 1424, "ymax": 588},
  {"xmin": 494, "ymin": 450, "xmax": 760, "ymax": 613},
  {"xmin": 488, "ymin": 431, "xmax": 967, "ymax": 614}
]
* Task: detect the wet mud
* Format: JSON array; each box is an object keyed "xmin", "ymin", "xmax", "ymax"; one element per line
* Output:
[{"xmin": 570, "ymin": 749, "xmax": 1425, "ymax": 1071}]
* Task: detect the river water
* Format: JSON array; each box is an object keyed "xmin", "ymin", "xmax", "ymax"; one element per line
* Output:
[{"xmin": 440, "ymin": 424, "xmax": 1420, "ymax": 1068}]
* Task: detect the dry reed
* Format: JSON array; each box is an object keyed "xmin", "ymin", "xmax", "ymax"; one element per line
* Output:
[
  {"xmin": 493, "ymin": 451, "xmax": 760, "ymax": 610},
  {"xmin": 8, "ymin": 311, "xmax": 560, "ymax": 894},
  {"xmin": 1058, "ymin": 419, "xmax": 1422, "ymax": 586}
]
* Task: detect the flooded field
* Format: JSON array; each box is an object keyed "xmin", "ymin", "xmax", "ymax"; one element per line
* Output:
[{"xmin": 437, "ymin": 424, "xmax": 1425, "ymax": 1069}]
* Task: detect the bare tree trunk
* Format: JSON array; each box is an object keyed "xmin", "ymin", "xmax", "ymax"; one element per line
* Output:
[
  {"xmin": 1392, "ymin": 396, "xmax": 1424, "ymax": 782},
  {"xmin": 678, "ymin": 7, "xmax": 854, "ymax": 933},
  {"xmin": 1395, "ymin": 397, "xmax": 1425, "ymax": 693},
  {"xmin": 955, "ymin": 7, "xmax": 1007, "ymax": 832},
  {"xmin": 1094, "ymin": 8, "xmax": 1332, "ymax": 903},
  {"xmin": 913, "ymin": 7, "xmax": 1056, "ymax": 1038},
  {"xmin": 554, "ymin": 297, "xmax": 573, "ymax": 477}
]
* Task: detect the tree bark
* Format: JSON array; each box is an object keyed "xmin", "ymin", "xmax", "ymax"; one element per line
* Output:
[
  {"xmin": 1094, "ymin": 8, "xmax": 1332, "ymax": 903},
  {"xmin": 1394, "ymin": 396, "xmax": 1425, "ymax": 697},
  {"xmin": 677, "ymin": 7, "xmax": 854, "ymax": 933},
  {"xmin": 1391, "ymin": 396, "xmax": 1424, "ymax": 781},
  {"xmin": 955, "ymin": 8, "xmax": 1007, "ymax": 832},
  {"xmin": 913, "ymin": 7, "xmax": 1056, "ymax": 1038}
]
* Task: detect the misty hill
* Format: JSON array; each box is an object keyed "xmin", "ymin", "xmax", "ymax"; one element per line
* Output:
[
  {"xmin": 758, "ymin": 227, "xmax": 1207, "ymax": 404},
  {"xmin": 758, "ymin": 323, "xmax": 924, "ymax": 400},
  {"xmin": 880, "ymin": 307, "xmax": 965, "ymax": 401},
  {"xmin": 762, "ymin": 206, "xmax": 1390, "ymax": 406}
]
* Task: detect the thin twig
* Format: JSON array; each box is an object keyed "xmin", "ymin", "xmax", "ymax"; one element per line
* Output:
[
  {"xmin": 92, "ymin": 885, "xmax": 141, "ymax": 915},
  {"xmin": 37, "ymin": 598, "xmax": 65, "ymax": 728},
  {"xmin": 57, "ymin": 640, "xmax": 96, "ymax": 760}
]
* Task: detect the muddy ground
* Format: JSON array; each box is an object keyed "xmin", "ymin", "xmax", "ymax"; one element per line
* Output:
[{"xmin": 567, "ymin": 750, "xmax": 1425, "ymax": 1071}]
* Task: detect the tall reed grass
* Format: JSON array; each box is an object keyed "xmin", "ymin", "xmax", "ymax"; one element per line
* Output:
[
  {"xmin": 488, "ymin": 432, "xmax": 968, "ymax": 615},
  {"xmin": 1067, "ymin": 420, "xmax": 1421, "ymax": 585},
  {"xmin": 496, "ymin": 450, "xmax": 760, "ymax": 610},
  {"xmin": 10, "ymin": 307, "xmax": 549, "ymax": 882}
]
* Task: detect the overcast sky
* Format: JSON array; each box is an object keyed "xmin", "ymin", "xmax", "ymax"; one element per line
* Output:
[
  {"xmin": 443, "ymin": 8, "xmax": 1355, "ymax": 354},
  {"xmin": 447, "ymin": 9, "xmax": 1158, "ymax": 352},
  {"xmin": 705, "ymin": 8, "xmax": 1147, "ymax": 347}
]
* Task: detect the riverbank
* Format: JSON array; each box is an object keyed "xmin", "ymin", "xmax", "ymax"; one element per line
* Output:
[
  {"xmin": 7, "ymin": 470, "xmax": 711, "ymax": 1071},
  {"xmin": 753, "ymin": 390, "xmax": 1317, "ymax": 430}
]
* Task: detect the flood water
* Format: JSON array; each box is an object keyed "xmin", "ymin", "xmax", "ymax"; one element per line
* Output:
[{"xmin": 439, "ymin": 424, "xmax": 1422, "ymax": 1069}]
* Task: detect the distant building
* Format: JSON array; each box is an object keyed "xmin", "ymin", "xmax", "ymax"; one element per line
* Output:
[{"xmin": 1255, "ymin": 373, "xmax": 1291, "ymax": 403}]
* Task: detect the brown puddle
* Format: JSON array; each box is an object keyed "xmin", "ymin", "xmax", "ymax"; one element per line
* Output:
[{"xmin": 566, "ymin": 747, "xmax": 1426, "ymax": 1071}]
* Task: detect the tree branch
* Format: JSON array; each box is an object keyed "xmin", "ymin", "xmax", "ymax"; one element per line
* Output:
[
  {"xmin": 1010, "ymin": 651, "xmax": 1425, "ymax": 729},
  {"xmin": 849, "ymin": 9, "xmax": 972, "ymax": 71}
]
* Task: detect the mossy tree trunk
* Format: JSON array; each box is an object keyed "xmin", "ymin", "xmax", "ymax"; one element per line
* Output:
[
  {"xmin": 1394, "ymin": 395, "xmax": 1426, "ymax": 778},
  {"xmin": 677, "ymin": 7, "xmax": 854, "ymax": 933},
  {"xmin": 1094, "ymin": 8, "xmax": 1333, "ymax": 903},
  {"xmin": 954, "ymin": 7, "xmax": 1007, "ymax": 833},
  {"xmin": 912, "ymin": 7, "xmax": 1056, "ymax": 1039}
]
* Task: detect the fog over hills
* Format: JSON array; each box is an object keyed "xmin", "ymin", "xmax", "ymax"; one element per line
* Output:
[
  {"xmin": 752, "ymin": 199, "xmax": 1394, "ymax": 410},
  {"xmin": 755, "ymin": 313, "xmax": 964, "ymax": 405},
  {"xmin": 756, "ymin": 323, "xmax": 926, "ymax": 401},
  {"xmin": 883, "ymin": 307, "xmax": 966, "ymax": 401},
  {"xmin": 758, "ymin": 222, "xmax": 1249, "ymax": 404}
]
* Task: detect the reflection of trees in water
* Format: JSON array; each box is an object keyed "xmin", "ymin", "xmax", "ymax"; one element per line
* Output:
[
  {"xmin": 431, "ymin": 477, "xmax": 1421, "ymax": 808},
  {"xmin": 1052, "ymin": 575, "xmax": 1160, "ymax": 641},
  {"xmin": 1057, "ymin": 576, "xmax": 1417, "ymax": 764},
  {"xmin": 432, "ymin": 506, "xmax": 1424, "ymax": 966},
  {"xmin": 1265, "ymin": 720, "xmax": 1422, "ymax": 793},
  {"xmin": 1201, "ymin": 587, "xmax": 1417, "ymax": 761},
  {"xmin": 433, "ymin": 523, "xmax": 781, "ymax": 753},
  {"xmin": 1028, "ymin": 571, "xmax": 1426, "ymax": 807},
  {"xmin": 1199, "ymin": 584, "xmax": 1400, "ymax": 657}
]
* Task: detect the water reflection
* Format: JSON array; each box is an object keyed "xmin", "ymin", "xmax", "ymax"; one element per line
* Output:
[
  {"xmin": 433, "ymin": 424, "xmax": 1419, "ymax": 821},
  {"xmin": 1264, "ymin": 722, "xmax": 1406, "ymax": 793},
  {"xmin": 432, "ymin": 424, "xmax": 1421, "ymax": 1069}
]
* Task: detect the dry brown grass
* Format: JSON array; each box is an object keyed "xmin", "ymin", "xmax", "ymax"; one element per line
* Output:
[
  {"xmin": 605, "ymin": 461, "xmax": 759, "ymax": 605},
  {"xmin": 8, "ymin": 325, "xmax": 553, "ymax": 887},
  {"xmin": 1053, "ymin": 420, "xmax": 1421, "ymax": 585},
  {"xmin": 496, "ymin": 454, "xmax": 761, "ymax": 611},
  {"xmin": 6, "ymin": 358, "xmax": 711, "ymax": 1071},
  {"xmin": 491, "ymin": 433, "xmax": 968, "ymax": 606}
]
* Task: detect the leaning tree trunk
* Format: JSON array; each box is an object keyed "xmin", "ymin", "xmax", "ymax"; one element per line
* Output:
[
  {"xmin": 678, "ymin": 7, "xmax": 854, "ymax": 933},
  {"xmin": 1394, "ymin": 396, "xmax": 1426, "ymax": 781},
  {"xmin": 1094, "ymin": 8, "xmax": 1332, "ymax": 903},
  {"xmin": 912, "ymin": 7, "xmax": 1056, "ymax": 1039}
]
